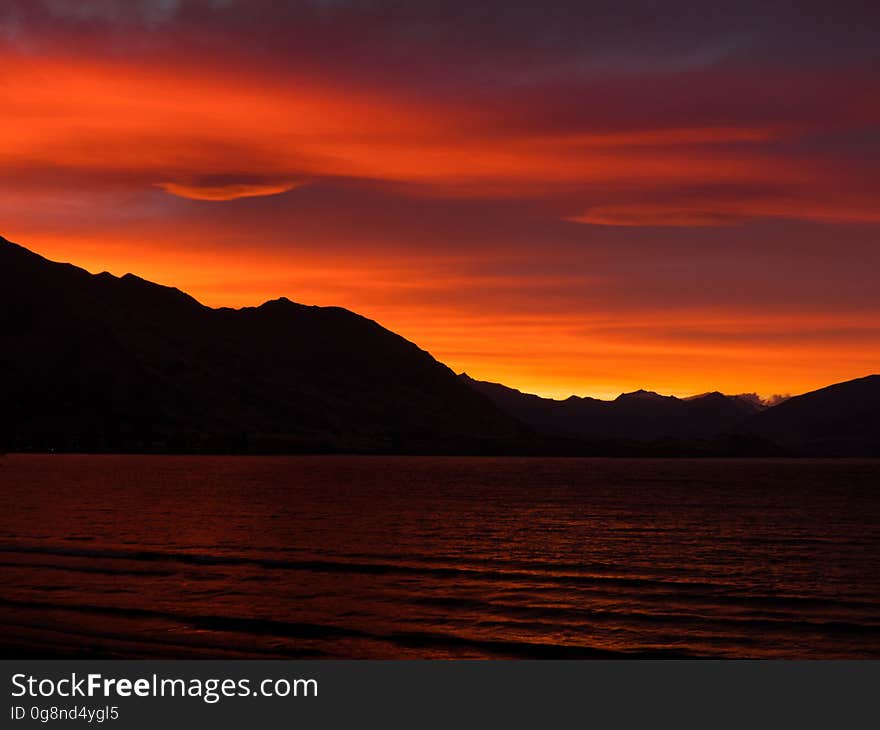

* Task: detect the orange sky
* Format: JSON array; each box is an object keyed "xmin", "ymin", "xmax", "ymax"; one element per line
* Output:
[{"xmin": 2, "ymin": 1, "xmax": 879, "ymax": 400}]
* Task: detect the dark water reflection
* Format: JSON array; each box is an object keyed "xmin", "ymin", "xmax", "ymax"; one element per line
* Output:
[{"xmin": 1, "ymin": 455, "xmax": 878, "ymax": 658}]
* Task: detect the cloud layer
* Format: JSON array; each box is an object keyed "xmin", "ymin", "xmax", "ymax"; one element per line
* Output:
[{"xmin": 2, "ymin": 0, "xmax": 879, "ymax": 397}]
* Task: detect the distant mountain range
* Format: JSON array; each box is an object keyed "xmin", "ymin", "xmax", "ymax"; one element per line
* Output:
[
  {"xmin": 460, "ymin": 373, "xmax": 880, "ymax": 456},
  {"xmin": 459, "ymin": 374, "xmax": 765, "ymax": 441},
  {"xmin": 1, "ymin": 235, "xmax": 878, "ymax": 455}
]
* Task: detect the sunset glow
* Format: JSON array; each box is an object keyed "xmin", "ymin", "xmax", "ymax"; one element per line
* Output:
[{"xmin": 2, "ymin": 1, "xmax": 878, "ymax": 399}]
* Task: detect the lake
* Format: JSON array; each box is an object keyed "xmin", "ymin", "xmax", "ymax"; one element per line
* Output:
[{"xmin": 1, "ymin": 455, "xmax": 878, "ymax": 658}]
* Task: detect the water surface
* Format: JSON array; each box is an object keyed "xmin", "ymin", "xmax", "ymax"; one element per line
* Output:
[{"xmin": 1, "ymin": 455, "xmax": 878, "ymax": 658}]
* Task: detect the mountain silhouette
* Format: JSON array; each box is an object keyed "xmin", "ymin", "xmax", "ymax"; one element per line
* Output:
[
  {"xmin": 459, "ymin": 374, "xmax": 762, "ymax": 441},
  {"xmin": 741, "ymin": 375, "xmax": 880, "ymax": 456},
  {"xmin": 460, "ymin": 373, "xmax": 880, "ymax": 455},
  {"xmin": 2, "ymin": 235, "xmax": 877, "ymax": 456},
  {"xmin": 0, "ymin": 236, "xmax": 523, "ymax": 453}
]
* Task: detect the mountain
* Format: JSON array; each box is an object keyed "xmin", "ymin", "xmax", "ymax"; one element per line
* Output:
[
  {"xmin": 3, "ymin": 235, "xmax": 876, "ymax": 456},
  {"xmin": 741, "ymin": 375, "xmax": 880, "ymax": 456},
  {"xmin": 0, "ymin": 235, "xmax": 524, "ymax": 453},
  {"xmin": 460, "ymin": 374, "xmax": 763, "ymax": 442}
]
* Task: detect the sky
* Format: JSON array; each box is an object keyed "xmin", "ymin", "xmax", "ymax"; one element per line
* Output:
[{"xmin": 2, "ymin": 0, "xmax": 879, "ymax": 400}]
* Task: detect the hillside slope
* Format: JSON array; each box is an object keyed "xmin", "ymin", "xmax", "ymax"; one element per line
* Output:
[{"xmin": 0, "ymin": 236, "xmax": 522, "ymax": 453}]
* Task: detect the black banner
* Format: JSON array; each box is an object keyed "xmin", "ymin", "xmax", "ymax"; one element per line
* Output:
[{"xmin": 3, "ymin": 660, "xmax": 877, "ymax": 728}]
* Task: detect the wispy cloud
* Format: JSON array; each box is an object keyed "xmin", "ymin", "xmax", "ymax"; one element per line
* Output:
[{"xmin": 157, "ymin": 178, "xmax": 304, "ymax": 201}]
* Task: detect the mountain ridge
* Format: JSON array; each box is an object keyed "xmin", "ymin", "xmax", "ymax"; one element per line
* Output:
[
  {"xmin": 2, "ymin": 235, "xmax": 877, "ymax": 456},
  {"xmin": 459, "ymin": 373, "xmax": 880, "ymax": 455},
  {"xmin": 459, "ymin": 373, "xmax": 764, "ymax": 442},
  {"xmin": 0, "ymin": 235, "xmax": 525, "ymax": 453}
]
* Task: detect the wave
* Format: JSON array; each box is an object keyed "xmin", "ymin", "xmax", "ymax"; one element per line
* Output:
[
  {"xmin": 2, "ymin": 544, "xmax": 878, "ymax": 616},
  {"xmin": 0, "ymin": 596, "xmax": 698, "ymax": 659}
]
